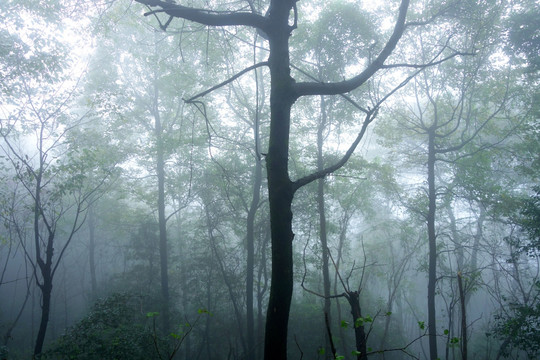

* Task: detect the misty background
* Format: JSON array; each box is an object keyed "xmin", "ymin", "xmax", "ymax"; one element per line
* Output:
[{"xmin": 0, "ymin": 0, "xmax": 539, "ymax": 359}]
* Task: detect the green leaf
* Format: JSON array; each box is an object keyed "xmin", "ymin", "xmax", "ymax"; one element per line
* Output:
[
  {"xmin": 352, "ymin": 350, "xmax": 362, "ymax": 355},
  {"xmin": 418, "ymin": 321, "xmax": 425, "ymax": 330},
  {"xmin": 341, "ymin": 320, "xmax": 349, "ymax": 328},
  {"xmin": 318, "ymin": 347, "xmax": 325, "ymax": 355},
  {"xmin": 444, "ymin": 329, "xmax": 449, "ymax": 335},
  {"xmin": 146, "ymin": 312, "xmax": 159, "ymax": 318}
]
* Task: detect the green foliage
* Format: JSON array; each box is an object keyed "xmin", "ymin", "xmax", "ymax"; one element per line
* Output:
[
  {"xmin": 492, "ymin": 292, "xmax": 540, "ymax": 358},
  {"xmin": 43, "ymin": 293, "xmax": 161, "ymax": 360},
  {"xmin": 490, "ymin": 189, "xmax": 540, "ymax": 357},
  {"xmin": 520, "ymin": 187, "xmax": 540, "ymax": 253},
  {"xmin": 355, "ymin": 315, "xmax": 373, "ymax": 328},
  {"xmin": 507, "ymin": 0, "xmax": 540, "ymax": 74}
]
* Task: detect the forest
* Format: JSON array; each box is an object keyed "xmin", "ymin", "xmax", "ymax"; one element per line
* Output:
[{"xmin": 0, "ymin": 0, "xmax": 538, "ymax": 359}]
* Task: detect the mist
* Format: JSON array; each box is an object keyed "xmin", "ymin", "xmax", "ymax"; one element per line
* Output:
[{"xmin": 1, "ymin": 0, "xmax": 538, "ymax": 359}]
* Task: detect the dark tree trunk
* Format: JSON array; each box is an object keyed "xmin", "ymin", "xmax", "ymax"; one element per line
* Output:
[
  {"xmin": 132, "ymin": 3, "xmax": 412, "ymax": 360},
  {"xmin": 34, "ymin": 263, "xmax": 52, "ymax": 356},
  {"xmin": 427, "ymin": 128, "xmax": 438, "ymax": 360},
  {"xmin": 33, "ymin": 170, "xmax": 52, "ymax": 357},
  {"xmin": 317, "ymin": 95, "xmax": 332, "ymax": 357},
  {"xmin": 346, "ymin": 291, "xmax": 367, "ymax": 360},
  {"xmin": 264, "ymin": 2, "xmax": 296, "ymax": 359}
]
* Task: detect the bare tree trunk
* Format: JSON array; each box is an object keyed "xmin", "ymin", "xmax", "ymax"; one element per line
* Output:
[
  {"xmin": 175, "ymin": 208, "xmax": 191, "ymax": 360},
  {"xmin": 205, "ymin": 205, "xmax": 247, "ymax": 355},
  {"xmin": 151, "ymin": 52, "xmax": 170, "ymax": 334},
  {"xmin": 317, "ymin": 95, "xmax": 332, "ymax": 358},
  {"xmin": 264, "ymin": 4, "xmax": 296, "ymax": 358},
  {"xmin": 246, "ymin": 129, "xmax": 263, "ymax": 360},
  {"xmin": 156, "ymin": 124, "xmax": 170, "ymax": 335},
  {"xmin": 257, "ymin": 228, "xmax": 270, "ymax": 360},
  {"xmin": 457, "ymin": 272, "xmax": 467, "ymax": 360},
  {"xmin": 34, "ymin": 267, "xmax": 52, "ymax": 356},
  {"xmin": 346, "ymin": 291, "xmax": 367, "ymax": 360},
  {"xmin": 88, "ymin": 204, "xmax": 98, "ymax": 300},
  {"xmin": 427, "ymin": 128, "xmax": 438, "ymax": 360}
]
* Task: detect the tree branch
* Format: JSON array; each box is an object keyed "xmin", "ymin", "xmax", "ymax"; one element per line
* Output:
[
  {"xmin": 293, "ymin": 0, "xmax": 410, "ymax": 98},
  {"xmin": 292, "ymin": 110, "xmax": 376, "ymax": 192},
  {"xmin": 184, "ymin": 61, "xmax": 268, "ymax": 102},
  {"xmin": 136, "ymin": 0, "xmax": 268, "ymax": 31}
]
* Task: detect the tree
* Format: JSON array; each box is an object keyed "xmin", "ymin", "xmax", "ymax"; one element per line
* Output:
[
  {"xmin": 134, "ymin": 1, "xmax": 469, "ymax": 358},
  {"xmin": 507, "ymin": 0, "xmax": 540, "ymax": 75},
  {"xmin": 0, "ymin": 91, "xmax": 116, "ymax": 356},
  {"xmin": 379, "ymin": 63, "xmax": 514, "ymax": 360}
]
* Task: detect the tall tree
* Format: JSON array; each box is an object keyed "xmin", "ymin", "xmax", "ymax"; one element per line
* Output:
[
  {"xmin": 376, "ymin": 7, "xmax": 512, "ymax": 355},
  {"xmin": 135, "ymin": 1, "xmax": 468, "ymax": 358}
]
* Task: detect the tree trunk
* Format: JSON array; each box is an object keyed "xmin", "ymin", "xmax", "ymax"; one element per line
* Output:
[
  {"xmin": 157, "ymin": 134, "xmax": 170, "ymax": 335},
  {"xmin": 457, "ymin": 272, "xmax": 467, "ymax": 360},
  {"xmin": 347, "ymin": 291, "xmax": 367, "ymax": 360},
  {"xmin": 152, "ymin": 63, "xmax": 170, "ymax": 334},
  {"xmin": 246, "ymin": 134, "xmax": 263, "ymax": 360},
  {"xmin": 175, "ymin": 207, "xmax": 191, "ymax": 360},
  {"xmin": 34, "ymin": 268, "xmax": 52, "ymax": 356},
  {"xmin": 257, "ymin": 229, "xmax": 270, "ymax": 360},
  {"xmin": 427, "ymin": 128, "xmax": 438, "ymax": 360},
  {"xmin": 88, "ymin": 204, "xmax": 98, "ymax": 300},
  {"xmin": 264, "ymin": 3, "xmax": 296, "ymax": 359},
  {"xmin": 317, "ymin": 95, "xmax": 332, "ymax": 358}
]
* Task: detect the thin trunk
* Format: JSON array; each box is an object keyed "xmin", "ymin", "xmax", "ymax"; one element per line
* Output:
[
  {"xmin": 33, "ymin": 162, "xmax": 52, "ymax": 357},
  {"xmin": 335, "ymin": 213, "xmax": 350, "ymax": 354},
  {"xmin": 153, "ymin": 62, "xmax": 170, "ymax": 334},
  {"xmin": 457, "ymin": 272, "xmax": 467, "ymax": 360},
  {"xmin": 34, "ymin": 268, "xmax": 52, "ymax": 356},
  {"xmin": 317, "ymin": 95, "xmax": 332, "ymax": 358},
  {"xmin": 3, "ymin": 276, "xmax": 32, "ymax": 346},
  {"xmin": 246, "ymin": 127, "xmax": 263, "ymax": 360},
  {"xmin": 427, "ymin": 128, "xmax": 438, "ymax": 360},
  {"xmin": 88, "ymin": 204, "xmax": 98, "ymax": 300},
  {"xmin": 205, "ymin": 205, "xmax": 247, "ymax": 355},
  {"xmin": 175, "ymin": 207, "xmax": 191, "ymax": 360},
  {"xmin": 257, "ymin": 228, "xmax": 270, "ymax": 360},
  {"xmin": 157, "ymin": 127, "xmax": 170, "ymax": 334}
]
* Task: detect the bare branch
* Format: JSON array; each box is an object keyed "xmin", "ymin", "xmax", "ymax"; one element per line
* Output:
[
  {"xmin": 135, "ymin": 0, "xmax": 268, "ymax": 31},
  {"xmin": 292, "ymin": 109, "xmax": 376, "ymax": 192},
  {"xmin": 185, "ymin": 61, "xmax": 268, "ymax": 102},
  {"xmin": 293, "ymin": 0, "xmax": 410, "ymax": 98}
]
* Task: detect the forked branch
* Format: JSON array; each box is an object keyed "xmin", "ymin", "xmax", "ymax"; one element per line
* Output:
[{"xmin": 135, "ymin": 0, "xmax": 268, "ymax": 31}]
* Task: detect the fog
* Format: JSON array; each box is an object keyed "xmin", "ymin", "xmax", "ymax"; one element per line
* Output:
[{"xmin": 1, "ymin": 0, "xmax": 539, "ymax": 359}]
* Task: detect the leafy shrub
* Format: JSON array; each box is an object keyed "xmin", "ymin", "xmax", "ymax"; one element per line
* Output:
[{"xmin": 43, "ymin": 293, "xmax": 163, "ymax": 360}]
